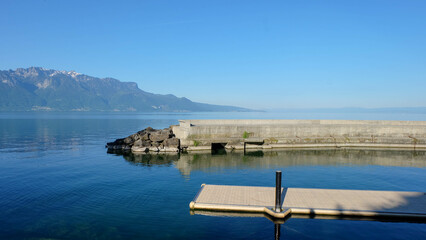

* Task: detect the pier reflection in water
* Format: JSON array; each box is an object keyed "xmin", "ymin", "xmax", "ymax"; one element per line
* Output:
[{"xmin": 118, "ymin": 149, "xmax": 426, "ymax": 177}]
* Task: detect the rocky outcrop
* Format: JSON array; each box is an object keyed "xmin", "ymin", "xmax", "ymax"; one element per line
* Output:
[{"xmin": 106, "ymin": 127, "xmax": 180, "ymax": 153}]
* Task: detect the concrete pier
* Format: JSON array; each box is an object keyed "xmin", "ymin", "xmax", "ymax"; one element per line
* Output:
[
  {"xmin": 189, "ymin": 184, "xmax": 426, "ymax": 219},
  {"xmin": 172, "ymin": 120, "xmax": 426, "ymax": 151}
]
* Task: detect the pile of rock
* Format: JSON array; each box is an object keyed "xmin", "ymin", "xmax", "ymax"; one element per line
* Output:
[{"xmin": 106, "ymin": 127, "xmax": 180, "ymax": 153}]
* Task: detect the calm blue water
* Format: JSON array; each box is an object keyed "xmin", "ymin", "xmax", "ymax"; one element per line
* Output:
[{"xmin": 0, "ymin": 112, "xmax": 425, "ymax": 240}]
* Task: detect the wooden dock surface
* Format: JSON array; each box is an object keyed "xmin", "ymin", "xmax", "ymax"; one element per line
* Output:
[{"xmin": 190, "ymin": 184, "xmax": 426, "ymax": 219}]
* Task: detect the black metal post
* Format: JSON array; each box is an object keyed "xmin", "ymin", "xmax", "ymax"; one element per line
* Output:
[
  {"xmin": 275, "ymin": 171, "xmax": 282, "ymax": 212},
  {"xmin": 274, "ymin": 223, "xmax": 281, "ymax": 240}
]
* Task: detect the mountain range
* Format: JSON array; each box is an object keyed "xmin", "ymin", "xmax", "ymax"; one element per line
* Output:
[{"xmin": 0, "ymin": 67, "xmax": 249, "ymax": 112}]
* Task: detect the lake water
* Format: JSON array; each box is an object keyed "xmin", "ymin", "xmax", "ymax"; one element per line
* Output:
[{"xmin": 0, "ymin": 112, "xmax": 425, "ymax": 239}]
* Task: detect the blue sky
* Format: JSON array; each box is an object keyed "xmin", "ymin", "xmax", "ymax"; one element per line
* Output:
[{"xmin": 1, "ymin": 0, "xmax": 425, "ymax": 109}]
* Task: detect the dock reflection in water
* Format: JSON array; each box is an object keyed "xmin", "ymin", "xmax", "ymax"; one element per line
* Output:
[{"xmin": 191, "ymin": 210, "xmax": 425, "ymax": 240}]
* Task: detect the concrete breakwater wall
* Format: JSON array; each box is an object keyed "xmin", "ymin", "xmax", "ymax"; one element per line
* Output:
[{"xmin": 172, "ymin": 119, "xmax": 426, "ymax": 151}]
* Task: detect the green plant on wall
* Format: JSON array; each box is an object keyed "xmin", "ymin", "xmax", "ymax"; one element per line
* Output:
[
  {"xmin": 193, "ymin": 140, "xmax": 200, "ymax": 146},
  {"xmin": 409, "ymin": 136, "xmax": 418, "ymax": 144},
  {"xmin": 243, "ymin": 131, "xmax": 250, "ymax": 139}
]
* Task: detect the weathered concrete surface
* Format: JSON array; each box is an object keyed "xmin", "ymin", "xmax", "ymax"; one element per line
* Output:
[{"xmin": 172, "ymin": 120, "xmax": 426, "ymax": 151}]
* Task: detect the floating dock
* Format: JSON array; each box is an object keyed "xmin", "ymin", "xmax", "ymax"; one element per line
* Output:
[{"xmin": 189, "ymin": 184, "xmax": 426, "ymax": 219}]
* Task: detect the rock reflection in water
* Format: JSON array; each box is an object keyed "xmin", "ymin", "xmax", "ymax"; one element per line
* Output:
[
  {"xmin": 113, "ymin": 149, "xmax": 426, "ymax": 176},
  {"xmin": 120, "ymin": 152, "xmax": 180, "ymax": 167}
]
